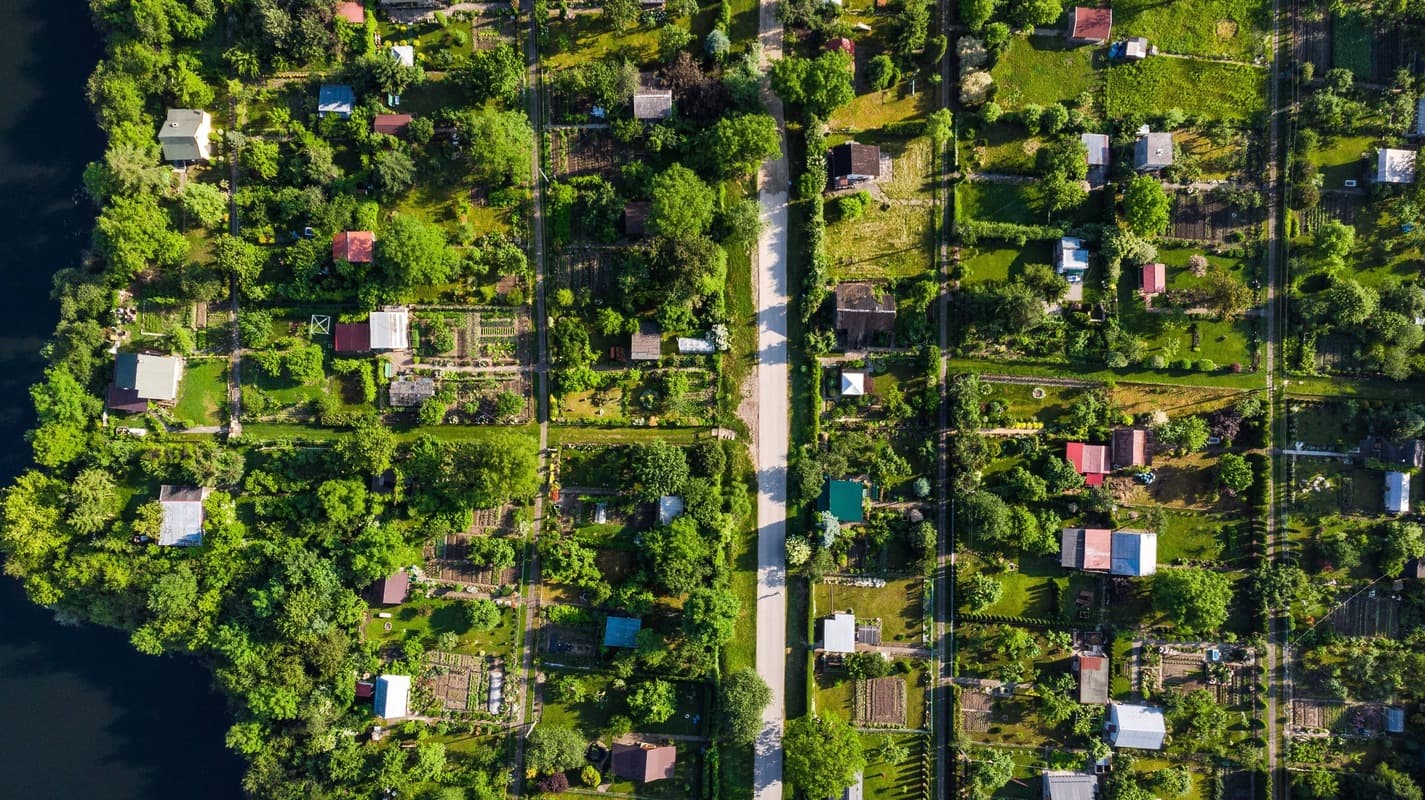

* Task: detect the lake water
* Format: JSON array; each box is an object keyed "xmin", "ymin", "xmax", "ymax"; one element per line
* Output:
[{"xmin": 0, "ymin": 0, "xmax": 242, "ymax": 795}]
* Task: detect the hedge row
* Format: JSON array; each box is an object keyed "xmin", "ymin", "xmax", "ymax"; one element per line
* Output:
[
  {"xmin": 957, "ymin": 219, "xmax": 1066, "ymax": 244},
  {"xmin": 955, "ymin": 612, "xmax": 1075, "ymax": 629}
]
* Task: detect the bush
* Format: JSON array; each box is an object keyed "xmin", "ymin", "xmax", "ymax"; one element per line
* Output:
[
  {"xmin": 1146, "ymin": 354, "xmax": 1167, "ymax": 369},
  {"xmin": 837, "ymin": 191, "xmax": 872, "ymax": 221},
  {"xmin": 1197, "ymin": 359, "xmax": 1217, "ymax": 372}
]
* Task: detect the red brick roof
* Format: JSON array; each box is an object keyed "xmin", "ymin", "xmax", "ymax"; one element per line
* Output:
[
  {"xmin": 333, "ymin": 231, "xmax": 375, "ymax": 263},
  {"xmin": 374, "ymin": 114, "xmax": 413, "ymax": 136},
  {"xmin": 1082, "ymin": 528, "xmax": 1112, "ymax": 571},
  {"xmin": 335, "ymin": 322, "xmax": 371, "ymax": 353},
  {"xmin": 1066, "ymin": 442, "xmax": 1110, "ymax": 475},
  {"xmin": 335, "ymin": 1, "xmax": 365, "ymax": 25},
  {"xmin": 1070, "ymin": 7, "xmax": 1113, "ymax": 42}
]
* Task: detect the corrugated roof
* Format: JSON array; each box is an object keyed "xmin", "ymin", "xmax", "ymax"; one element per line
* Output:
[
  {"xmin": 633, "ymin": 91, "xmax": 673, "ymax": 120},
  {"xmin": 604, "ymin": 616, "xmax": 642, "ymax": 648},
  {"xmin": 370, "ymin": 571, "xmax": 409, "ymax": 605},
  {"xmin": 1386, "ymin": 471, "xmax": 1411, "ymax": 515},
  {"xmin": 1113, "ymin": 428, "xmax": 1149, "ymax": 469},
  {"xmin": 1107, "ymin": 703, "xmax": 1166, "ymax": 749},
  {"xmin": 374, "ymin": 674, "xmax": 411, "ymax": 719},
  {"xmin": 318, "ymin": 84, "xmax": 355, "ymax": 116},
  {"xmin": 1081, "ymin": 133, "xmax": 1110, "ymax": 167},
  {"xmin": 819, "ymin": 480, "xmax": 865, "ymax": 523},
  {"xmin": 1070, "ymin": 7, "xmax": 1112, "ymax": 41},
  {"xmin": 1066, "ymin": 442, "xmax": 1109, "ymax": 475},
  {"xmin": 374, "ymin": 114, "xmax": 413, "ymax": 135},
  {"xmin": 1043, "ymin": 771, "xmax": 1098, "ymax": 800},
  {"xmin": 1076, "ymin": 654, "xmax": 1109, "ymax": 704},
  {"xmin": 828, "ymin": 142, "xmax": 882, "ymax": 180},
  {"xmin": 1135, "ymin": 132, "xmax": 1174, "ymax": 169},
  {"xmin": 334, "ymin": 322, "xmax": 371, "ymax": 353},
  {"xmin": 1110, "ymin": 530, "xmax": 1157, "ymax": 576},
  {"xmin": 369, "ymin": 310, "xmax": 409, "ymax": 350},
  {"xmin": 158, "ymin": 485, "xmax": 207, "ymax": 546},
  {"xmin": 630, "ymin": 320, "xmax": 661, "ymax": 360},
  {"xmin": 115, "ymin": 353, "xmax": 184, "ymax": 401},
  {"xmin": 824, "ymin": 612, "xmax": 856, "ymax": 653}
]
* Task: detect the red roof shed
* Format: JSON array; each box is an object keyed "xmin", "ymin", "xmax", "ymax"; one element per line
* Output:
[
  {"xmin": 1141, "ymin": 262, "xmax": 1166, "ymax": 295},
  {"xmin": 374, "ymin": 114, "xmax": 413, "ymax": 136},
  {"xmin": 1066, "ymin": 442, "xmax": 1110, "ymax": 476},
  {"xmin": 335, "ymin": 322, "xmax": 371, "ymax": 353},
  {"xmin": 335, "ymin": 1, "xmax": 366, "ymax": 25},
  {"xmin": 1069, "ymin": 7, "xmax": 1113, "ymax": 43},
  {"xmin": 333, "ymin": 231, "xmax": 375, "ymax": 263},
  {"xmin": 827, "ymin": 37, "xmax": 856, "ymax": 56}
]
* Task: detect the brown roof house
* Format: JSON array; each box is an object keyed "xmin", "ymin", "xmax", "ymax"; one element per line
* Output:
[
  {"xmin": 624, "ymin": 201, "xmax": 651, "ymax": 237},
  {"xmin": 1112, "ymin": 427, "xmax": 1150, "ymax": 469},
  {"xmin": 334, "ymin": 322, "xmax": 372, "ymax": 353},
  {"xmin": 827, "ymin": 142, "xmax": 882, "ymax": 189},
  {"xmin": 1061, "ymin": 527, "xmax": 1112, "ymax": 571},
  {"xmin": 630, "ymin": 320, "xmax": 662, "ymax": 361},
  {"xmin": 333, "ymin": 230, "xmax": 376, "ymax": 263},
  {"xmin": 369, "ymin": 570, "xmax": 410, "ymax": 605},
  {"xmin": 374, "ymin": 113, "xmax": 414, "ymax": 136},
  {"xmin": 834, "ymin": 282, "xmax": 896, "ymax": 348},
  {"xmin": 1074, "ymin": 652, "xmax": 1110, "ymax": 704},
  {"xmin": 1068, "ymin": 7, "xmax": 1112, "ymax": 44},
  {"xmin": 610, "ymin": 743, "xmax": 677, "ymax": 783},
  {"xmin": 633, "ymin": 89, "xmax": 674, "ymax": 122}
]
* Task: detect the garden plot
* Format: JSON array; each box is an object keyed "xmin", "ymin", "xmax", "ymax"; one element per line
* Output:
[
  {"xmin": 424, "ymin": 651, "xmax": 485, "ymax": 714},
  {"xmin": 1106, "ymin": 58, "xmax": 1265, "ymax": 121},
  {"xmin": 554, "ymin": 246, "xmax": 620, "ymax": 299},
  {"xmin": 1291, "ymin": 698, "xmax": 1345, "ymax": 733},
  {"xmin": 1112, "ymin": 0, "xmax": 1270, "ymax": 60},
  {"xmin": 1325, "ymin": 591, "xmax": 1400, "ymax": 638},
  {"xmin": 470, "ymin": 11, "xmax": 517, "ymax": 50},
  {"xmin": 1331, "ymin": 12, "xmax": 1406, "ymax": 84},
  {"xmin": 814, "ymin": 578, "xmax": 925, "ymax": 644},
  {"xmin": 425, "ymin": 536, "xmax": 520, "ymax": 589},
  {"xmin": 960, "ymin": 690, "xmax": 993, "ymax": 733},
  {"xmin": 543, "ymin": 623, "xmax": 597, "ymax": 660},
  {"xmin": 548, "ymin": 127, "xmax": 623, "ymax": 179},
  {"xmin": 417, "ymin": 307, "xmax": 528, "ymax": 366},
  {"xmin": 1170, "ymin": 192, "xmax": 1259, "ymax": 242},
  {"xmin": 1302, "ymin": 192, "xmax": 1363, "ymax": 230},
  {"xmin": 857, "ymin": 676, "xmax": 908, "ymax": 727}
]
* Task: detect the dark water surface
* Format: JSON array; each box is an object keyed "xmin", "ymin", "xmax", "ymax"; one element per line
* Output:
[{"xmin": 0, "ymin": 1, "xmax": 243, "ymax": 796}]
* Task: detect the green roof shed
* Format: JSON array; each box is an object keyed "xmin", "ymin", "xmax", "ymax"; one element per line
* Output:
[{"xmin": 819, "ymin": 480, "xmax": 865, "ymax": 523}]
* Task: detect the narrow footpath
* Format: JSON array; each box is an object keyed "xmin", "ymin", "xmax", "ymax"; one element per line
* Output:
[{"xmin": 753, "ymin": 0, "xmax": 790, "ymax": 797}]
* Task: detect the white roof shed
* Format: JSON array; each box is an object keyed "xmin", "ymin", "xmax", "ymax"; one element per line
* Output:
[
  {"xmin": 375, "ymin": 674, "xmax": 411, "ymax": 719},
  {"xmin": 841, "ymin": 372, "xmax": 866, "ymax": 396},
  {"xmin": 1107, "ymin": 703, "xmax": 1166, "ymax": 750},
  {"xmin": 824, "ymin": 612, "xmax": 857, "ymax": 653},
  {"xmin": 1386, "ymin": 471, "xmax": 1411, "ymax": 515},
  {"xmin": 369, "ymin": 310, "xmax": 410, "ymax": 350},
  {"xmin": 1377, "ymin": 148, "xmax": 1417, "ymax": 184}
]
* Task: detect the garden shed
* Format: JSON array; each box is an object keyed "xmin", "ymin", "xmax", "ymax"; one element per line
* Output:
[
  {"xmin": 822, "ymin": 612, "xmax": 857, "ymax": 653},
  {"xmin": 1106, "ymin": 703, "xmax": 1166, "ymax": 749},
  {"xmin": 158, "ymin": 485, "xmax": 209, "ymax": 547},
  {"xmin": 374, "ymin": 674, "xmax": 411, "ymax": 719},
  {"xmin": 1386, "ymin": 471, "xmax": 1411, "ymax": 515},
  {"xmin": 819, "ymin": 479, "xmax": 865, "ymax": 523},
  {"xmin": 603, "ymin": 616, "xmax": 642, "ymax": 648}
]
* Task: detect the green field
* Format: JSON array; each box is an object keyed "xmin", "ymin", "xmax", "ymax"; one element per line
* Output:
[
  {"xmin": 826, "ymin": 200, "xmax": 936, "ymax": 280},
  {"xmin": 956, "ymin": 182, "xmax": 1038, "ymax": 226},
  {"xmin": 1311, "ymin": 134, "xmax": 1375, "ymax": 190},
  {"xmin": 363, "ymin": 597, "xmax": 521, "ymax": 657},
  {"xmin": 1106, "ymin": 58, "xmax": 1265, "ymax": 121},
  {"xmin": 989, "ymin": 35, "xmax": 1101, "ymax": 110},
  {"xmin": 174, "ymin": 358, "xmax": 228, "ymax": 427},
  {"xmin": 959, "ymin": 241, "xmax": 1055, "ymax": 284},
  {"xmin": 1113, "ymin": 0, "xmax": 1270, "ymax": 60},
  {"xmin": 813, "ymin": 578, "xmax": 924, "ymax": 644},
  {"xmin": 1331, "ymin": 11, "xmax": 1374, "ymax": 81}
]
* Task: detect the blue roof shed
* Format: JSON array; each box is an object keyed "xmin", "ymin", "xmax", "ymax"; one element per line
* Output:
[
  {"xmin": 819, "ymin": 480, "xmax": 865, "ymax": 524},
  {"xmin": 604, "ymin": 616, "xmax": 642, "ymax": 648},
  {"xmin": 318, "ymin": 84, "xmax": 355, "ymax": 118}
]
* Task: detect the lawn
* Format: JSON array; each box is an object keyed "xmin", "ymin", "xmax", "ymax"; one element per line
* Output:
[
  {"xmin": 826, "ymin": 199, "xmax": 935, "ymax": 280},
  {"xmin": 989, "ymin": 35, "xmax": 1101, "ymax": 110},
  {"xmin": 1311, "ymin": 134, "xmax": 1375, "ymax": 190},
  {"xmin": 967, "ymin": 120, "xmax": 1040, "ymax": 176},
  {"xmin": 982, "ymin": 380, "xmax": 1086, "ymax": 426},
  {"xmin": 860, "ymin": 734, "xmax": 928, "ymax": 800},
  {"xmin": 958, "ymin": 240, "xmax": 1054, "ymax": 283},
  {"xmin": 1106, "ymin": 58, "xmax": 1265, "ymax": 121},
  {"xmin": 1153, "ymin": 509, "xmax": 1235, "ymax": 563},
  {"xmin": 1113, "ymin": 0, "xmax": 1270, "ymax": 61},
  {"xmin": 813, "ymin": 578, "xmax": 924, "ymax": 644},
  {"xmin": 1118, "ymin": 253, "xmax": 1260, "ymax": 370},
  {"xmin": 956, "ymin": 182, "xmax": 1037, "ymax": 226},
  {"xmin": 544, "ymin": 14, "xmax": 659, "ymax": 70},
  {"xmin": 363, "ymin": 597, "xmax": 521, "ymax": 657},
  {"xmin": 829, "ymin": 82, "xmax": 934, "ymax": 132},
  {"xmin": 972, "ymin": 555, "xmax": 1099, "ymax": 621},
  {"xmin": 173, "ymin": 358, "xmax": 227, "ymax": 427},
  {"xmin": 539, "ymin": 669, "xmax": 710, "ymax": 739},
  {"xmin": 1331, "ymin": 11, "xmax": 1373, "ymax": 81}
]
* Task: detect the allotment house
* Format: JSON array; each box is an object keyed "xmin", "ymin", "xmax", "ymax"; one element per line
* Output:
[
  {"xmin": 369, "ymin": 570, "xmax": 410, "ymax": 606},
  {"xmin": 604, "ymin": 616, "xmax": 643, "ymax": 649},
  {"xmin": 369, "ymin": 309, "xmax": 410, "ymax": 350},
  {"xmin": 1042, "ymin": 770, "xmax": 1099, "ymax": 800},
  {"xmin": 1386, "ymin": 471, "xmax": 1411, "ymax": 515},
  {"xmin": 1068, "ymin": 6, "xmax": 1112, "ymax": 44},
  {"xmin": 633, "ymin": 89, "xmax": 674, "ymax": 122},
  {"xmin": 822, "ymin": 611, "xmax": 857, "ymax": 654},
  {"xmin": 1110, "ymin": 530, "xmax": 1157, "ymax": 577},
  {"xmin": 610, "ymin": 743, "xmax": 677, "ymax": 783},
  {"xmin": 113, "ymin": 353, "xmax": 184, "ymax": 403},
  {"xmin": 158, "ymin": 485, "xmax": 210, "ymax": 547},
  {"xmin": 833, "ymin": 282, "xmax": 896, "ymax": 348},
  {"xmin": 318, "ymin": 84, "xmax": 355, "ymax": 118},
  {"xmin": 1082, "ymin": 132, "xmax": 1109, "ymax": 188},
  {"xmin": 333, "ymin": 230, "xmax": 376, "ymax": 263},
  {"xmin": 1134, "ymin": 131, "xmax": 1174, "ymax": 171},
  {"xmin": 1377, "ymin": 148, "xmax": 1417, "ymax": 184},
  {"xmin": 158, "ymin": 109, "xmax": 212, "ymax": 162},
  {"xmin": 630, "ymin": 321, "xmax": 662, "ymax": 362},
  {"xmin": 1065, "ymin": 442, "xmax": 1109, "ymax": 485},
  {"xmin": 1055, "ymin": 237, "xmax": 1091, "ymax": 284},
  {"xmin": 374, "ymin": 674, "xmax": 411, "ymax": 719},
  {"xmin": 1074, "ymin": 652, "xmax": 1110, "ymax": 704},
  {"xmin": 827, "ymin": 142, "xmax": 883, "ymax": 189},
  {"xmin": 1112, "ymin": 427, "xmax": 1150, "ymax": 469},
  {"xmin": 819, "ymin": 479, "xmax": 866, "ymax": 524},
  {"xmin": 1105, "ymin": 703, "xmax": 1166, "ymax": 749},
  {"xmin": 1062, "ymin": 527, "xmax": 1112, "ymax": 572}
]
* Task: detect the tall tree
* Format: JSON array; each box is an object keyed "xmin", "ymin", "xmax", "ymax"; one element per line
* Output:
[
  {"xmin": 719, "ymin": 669, "xmax": 772, "ymax": 745},
  {"xmin": 784, "ymin": 714, "xmax": 866, "ymax": 799}
]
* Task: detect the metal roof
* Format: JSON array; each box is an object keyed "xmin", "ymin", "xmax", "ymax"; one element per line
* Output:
[
  {"xmin": 657, "ymin": 495, "xmax": 684, "ymax": 526},
  {"xmin": 819, "ymin": 480, "xmax": 865, "ymax": 523},
  {"xmin": 604, "ymin": 616, "xmax": 642, "ymax": 648},
  {"xmin": 1110, "ymin": 531, "xmax": 1157, "ymax": 576},
  {"xmin": 841, "ymin": 371, "xmax": 866, "ymax": 396},
  {"xmin": 158, "ymin": 485, "xmax": 207, "ymax": 546},
  {"xmin": 369, "ymin": 310, "xmax": 409, "ymax": 350},
  {"xmin": 318, "ymin": 84, "xmax": 355, "ymax": 117},
  {"xmin": 823, "ymin": 612, "xmax": 856, "ymax": 653},
  {"xmin": 1107, "ymin": 703, "xmax": 1166, "ymax": 749},
  {"xmin": 374, "ymin": 674, "xmax": 411, "ymax": 719},
  {"xmin": 115, "ymin": 353, "xmax": 184, "ymax": 401},
  {"xmin": 1043, "ymin": 771, "xmax": 1098, "ymax": 800},
  {"xmin": 1386, "ymin": 471, "xmax": 1411, "ymax": 515}
]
